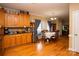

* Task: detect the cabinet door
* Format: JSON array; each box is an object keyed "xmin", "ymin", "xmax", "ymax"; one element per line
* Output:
[
  {"xmin": 3, "ymin": 36, "xmax": 11, "ymax": 48},
  {"xmin": 14, "ymin": 14, "xmax": 19, "ymax": 27},
  {"xmin": 5, "ymin": 13, "xmax": 8, "ymax": 27},
  {"xmin": 15, "ymin": 35, "xmax": 22, "ymax": 45},
  {"xmin": 26, "ymin": 15, "xmax": 30, "ymax": 27},
  {"xmin": 23, "ymin": 14, "xmax": 27, "ymax": 26},
  {"xmin": 10, "ymin": 36, "xmax": 16, "ymax": 47},
  {"xmin": 27, "ymin": 33, "xmax": 32, "ymax": 43},
  {"xmin": 3, "ymin": 36, "xmax": 15, "ymax": 48},
  {"xmin": 5, "ymin": 13, "xmax": 19, "ymax": 27},
  {"xmin": 0, "ymin": 8, "xmax": 5, "ymax": 35},
  {"xmin": 8, "ymin": 14, "xmax": 15, "ymax": 27},
  {"xmin": 21, "ymin": 34, "xmax": 27, "ymax": 44},
  {"xmin": 5, "ymin": 14, "xmax": 15, "ymax": 27},
  {"xmin": 18, "ymin": 14, "xmax": 23, "ymax": 27},
  {"xmin": 0, "ymin": 8, "xmax": 5, "ymax": 26},
  {"xmin": 23, "ymin": 14, "xmax": 30, "ymax": 27}
]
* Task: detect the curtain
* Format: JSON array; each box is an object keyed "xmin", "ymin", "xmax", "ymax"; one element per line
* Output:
[
  {"xmin": 48, "ymin": 21, "xmax": 52, "ymax": 31},
  {"xmin": 34, "ymin": 20, "xmax": 41, "ymax": 42}
]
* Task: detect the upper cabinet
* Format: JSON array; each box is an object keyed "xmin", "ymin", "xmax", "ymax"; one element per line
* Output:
[
  {"xmin": 18, "ymin": 13, "xmax": 30, "ymax": 27},
  {"xmin": 18, "ymin": 13, "xmax": 24, "ymax": 27},
  {"xmin": 0, "ymin": 8, "xmax": 5, "ymax": 27},
  {"xmin": 0, "ymin": 8, "xmax": 5, "ymax": 35},
  {"xmin": 5, "ymin": 11, "xmax": 30, "ymax": 27},
  {"xmin": 5, "ymin": 13, "xmax": 19, "ymax": 27},
  {"xmin": 23, "ymin": 14, "xmax": 30, "ymax": 27}
]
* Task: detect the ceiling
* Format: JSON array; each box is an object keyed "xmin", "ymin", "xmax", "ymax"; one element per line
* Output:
[{"xmin": 0, "ymin": 3, "xmax": 69, "ymax": 20}]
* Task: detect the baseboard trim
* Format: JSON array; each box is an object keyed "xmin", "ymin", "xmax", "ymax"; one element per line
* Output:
[
  {"xmin": 69, "ymin": 48, "xmax": 75, "ymax": 51},
  {"xmin": 69, "ymin": 48, "xmax": 79, "ymax": 53}
]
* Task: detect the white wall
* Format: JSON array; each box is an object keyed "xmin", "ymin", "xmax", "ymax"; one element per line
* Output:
[{"xmin": 52, "ymin": 18, "xmax": 62, "ymax": 36}]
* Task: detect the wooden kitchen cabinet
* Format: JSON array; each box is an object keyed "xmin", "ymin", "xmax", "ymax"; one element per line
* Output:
[
  {"xmin": 3, "ymin": 35, "xmax": 16, "ymax": 48},
  {"xmin": 26, "ymin": 15, "xmax": 30, "ymax": 27},
  {"xmin": 3, "ymin": 33, "xmax": 32, "ymax": 49},
  {"xmin": 5, "ymin": 12, "xmax": 30, "ymax": 27},
  {"xmin": 15, "ymin": 35, "xmax": 22, "ymax": 45},
  {"xmin": 0, "ymin": 8, "xmax": 5, "ymax": 35},
  {"xmin": 5, "ymin": 13, "xmax": 15, "ymax": 27},
  {"xmin": 26, "ymin": 33, "xmax": 32, "ymax": 43},
  {"xmin": 3, "ymin": 36, "xmax": 11, "ymax": 48},
  {"xmin": 19, "ymin": 14, "xmax": 30, "ymax": 27},
  {"xmin": 5, "ymin": 13, "xmax": 8, "ymax": 27},
  {"xmin": 14, "ymin": 14, "xmax": 19, "ymax": 27},
  {"xmin": 5, "ymin": 13, "xmax": 19, "ymax": 27},
  {"xmin": 10, "ymin": 35, "xmax": 16, "ymax": 47},
  {"xmin": 21, "ymin": 33, "xmax": 32, "ymax": 44},
  {"xmin": 21, "ymin": 34, "xmax": 27, "ymax": 44},
  {"xmin": 24, "ymin": 14, "xmax": 30, "ymax": 27},
  {"xmin": 0, "ymin": 8, "xmax": 5, "ymax": 55},
  {"xmin": 18, "ymin": 14, "xmax": 24, "ymax": 27},
  {"xmin": 0, "ymin": 8, "xmax": 5, "ymax": 26}
]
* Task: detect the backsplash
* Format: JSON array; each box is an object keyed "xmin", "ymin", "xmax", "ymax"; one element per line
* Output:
[{"xmin": 4, "ymin": 27, "xmax": 33, "ymax": 35}]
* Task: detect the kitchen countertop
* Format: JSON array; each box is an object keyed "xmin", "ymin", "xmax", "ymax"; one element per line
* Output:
[{"xmin": 4, "ymin": 32, "xmax": 32, "ymax": 36}]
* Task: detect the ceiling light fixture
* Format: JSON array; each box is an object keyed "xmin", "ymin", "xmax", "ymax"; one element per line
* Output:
[
  {"xmin": 50, "ymin": 17, "xmax": 57, "ymax": 20},
  {"xmin": 54, "ymin": 17, "xmax": 56, "ymax": 20},
  {"xmin": 50, "ymin": 18, "xmax": 54, "ymax": 20}
]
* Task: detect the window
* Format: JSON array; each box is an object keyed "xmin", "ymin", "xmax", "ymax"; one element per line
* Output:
[
  {"xmin": 37, "ymin": 20, "xmax": 49, "ymax": 35},
  {"xmin": 37, "ymin": 22, "xmax": 42, "ymax": 35}
]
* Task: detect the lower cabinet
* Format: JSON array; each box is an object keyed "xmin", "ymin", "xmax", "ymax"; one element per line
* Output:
[
  {"xmin": 3, "ymin": 33, "xmax": 32, "ymax": 48},
  {"xmin": 10, "ymin": 36, "xmax": 16, "ymax": 47},
  {"xmin": 27, "ymin": 33, "xmax": 32, "ymax": 43},
  {"xmin": 21, "ymin": 34, "xmax": 27, "ymax": 44},
  {"xmin": 3, "ymin": 36, "xmax": 9, "ymax": 48},
  {"xmin": 15, "ymin": 35, "xmax": 22, "ymax": 45},
  {"xmin": 3, "ymin": 35, "xmax": 15, "ymax": 48}
]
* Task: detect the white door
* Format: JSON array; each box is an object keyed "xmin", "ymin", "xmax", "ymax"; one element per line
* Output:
[{"xmin": 72, "ymin": 11, "xmax": 79, "ymax": 52}]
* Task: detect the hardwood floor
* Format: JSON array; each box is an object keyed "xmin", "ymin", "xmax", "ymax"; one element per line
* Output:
[{"xmin": 3, "ymin": 36, "xmax": 79, "ymax": 56}]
